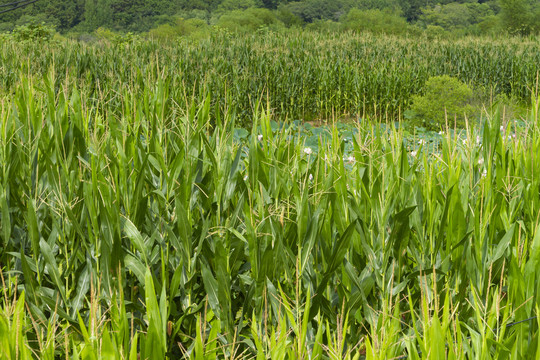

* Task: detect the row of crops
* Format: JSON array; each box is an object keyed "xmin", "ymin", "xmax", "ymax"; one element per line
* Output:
[
  {"xmin": 1, "ymin": 34, "xmax": 540, "ymax": 358},
  {"xmin": 0, "ymin": 31, "xmax": 539, "ymax": 124}
]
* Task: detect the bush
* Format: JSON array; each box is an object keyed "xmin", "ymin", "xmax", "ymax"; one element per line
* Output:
[
  {"xmin": 148, "ymin": 18, "xmax": 210, "ymax": 40},
  {"xmin": 216, "ymin": 0, "xmax": 258, "ymax": 13},
  {"xmin": 15, "ymin": 14, "xmax": 58, "ymax": 29},
  {"xmin": 0, "ymin": 22, "xmax": 13, "ymax": 33},
  {"xmin": 424, "ymin": 25, "xmax": 447, "ymax": 39},
  {"xmin": 470, "ymin": 15, "xmax": 499, "ymax": 36},
  {"xmin": 406, "ymin": 75, "xmax": 476, "ymax": 130},
  {"xmin": 305, "ymin": 19, "xmax": 342, "ymax": 32},
  {"xmin": 148, "ymin": 24, "xmax": 177, "ymax": 40},
  {"xmin": 276, "ymin": 6, "xmax": 304, "ymax": 28},
  {"xmin": 94, "ymin": 28, "xmax": 140, "ymax": 46},
  {"xmin": 420, "ymin": 3, "xmax": 494, "ymax": 32},
  {"xmin": 216, "ymin": 8, "xmax": 282, "ymax": 33},
  {"xmin": 175, "ymin": 9, "xmax": 210, "ymax": 22},
  {"xmin": 12, "ymin": 22, "xmax": 56, "ymax": 42},
  {"xmin": 285, "ymin": 0, "xmax": 352, "ymax": 23},
  {"xmin": 342, "ymin": 9, "xmax": 410, "ymax": 35},
  {"xmin": 94, "ymin": 27, "xmax": 117, "ymax": 41}
]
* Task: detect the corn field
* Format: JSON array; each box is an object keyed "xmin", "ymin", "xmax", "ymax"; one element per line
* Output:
[
  {"xmin": 0, "ymin": 31, "xmax": 539, "ymax": 123},
  {"xmin": 1, "ymin": 33, "xmax": 540, "ymax": 359}
]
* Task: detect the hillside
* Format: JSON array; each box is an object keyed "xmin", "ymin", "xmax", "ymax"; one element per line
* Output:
[{"xmin": 0, "ymin": 0, "xmax": 538, "ymax": 36}]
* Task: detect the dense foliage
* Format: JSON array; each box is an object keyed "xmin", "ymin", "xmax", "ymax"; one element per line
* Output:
[
  {"xmin": 1, "ymin": 34, "xmax": 540, "ymax": 358},
  {"xmin": 0, "ymin": 0, "xmax": 539, "ymax": 36},
  {"xmin": 407, "ymin": 75, "xmax": 475, "ymax": 130}
]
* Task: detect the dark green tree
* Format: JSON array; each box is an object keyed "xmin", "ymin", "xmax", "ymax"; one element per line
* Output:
[
  {"xmin": 216, "ymin": 7, "xmax": 281, "ymax": 31},
  {"xmin": 343, "ymin": 8, "xmax": 409, "ymax": 34},
  {"xmin": 0, "ymin": 0, "xmax": 84, "ymax": 31},
  {"xmin": 84, "ymin": 0, "xmax": 113, "ymax": 30},
  {"xmin": 285, "ymin": 0, "xmax": 353, "ymax": 22},
  {"xmin": 420, "ymin": 2, "xmax": 494, "ymax": 30},
  {"xmin": 499, "ymin": 0, "xmax": 532, "ymax": 35},
  {"xmin": 261, "ymin": 0, "xmax": 294, "ymax": 9},
  {"xmin": 400, "ymin": 0, "xmax": 424, "ymax": 22},
  {"xmin": 38, "ymin": 0, "xmax": 84, "ymax": 30}
]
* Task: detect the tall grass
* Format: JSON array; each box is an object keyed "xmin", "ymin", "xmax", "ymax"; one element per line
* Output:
[{"xmin": 0, "ymin": 36, "xmax": 540, "ymax": 358}]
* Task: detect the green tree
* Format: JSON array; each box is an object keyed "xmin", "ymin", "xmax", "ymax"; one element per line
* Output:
[
  {"xmin": 149, "ymin": 16, "xmax": 210, "ymax": 39},
  {"xmin": 343, "ymin": 8, "xmax": 409, "ymax": 34},
  {"xmin": 354, "ymin": 0, "xmax": 400, "ymax": 11},
  {"xmin": 532, "ymin": 3, "xmax": 540, "ymax": 33},
  {"xmin": 261, "ymin": 0, "xmax": 280, "ymax": 9},
  {"xmin": 407, "ymin": 75, "xmax": 476, "ymax": 130},
  {"xmin": 48, "ymin": 0, "xmax": 84, "ymax": 30},
  {"xmin": 84, "ymin": 0, "xmax": 112, "ymax": 30},
  {"xmin": 216, "ymin": 0, "xmax": 260, "ymax": 13},
  {"xmin": 285, "ymin": 0, "xmax": 352, "ymax": 22},
  {"xmin": 401, "ymin": 0, "xmax": 425, "ymax": 22},
  {"xmin": 0, "ymin": 0, "xmax": 84, "ymax": 32},
  {"xmin": 420, "ymin": 2, "xmax": 494, "ymax": 31},
  {"xmin": 216, "ymin": 7, "xmax": 281, "ymax": 31},
  {"xmin": 276, "ymin": 5, "xmax": 304, "ymax": 26},
  {"xmin": 499, "ymin": 0, "xmax": 532, "ymax": 35}
]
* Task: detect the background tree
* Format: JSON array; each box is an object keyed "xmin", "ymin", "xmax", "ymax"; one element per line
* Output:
[
  {"xmin": 216, "ymin": 0, "xmax": 260, "ymax": 13},
  {"xmin": 420, "ymin": 2, "xmax": 494, "ymax": 30},
  {"xmin": 400, "ymin": 0, "xmax": 425, "ymax": 22},
  {"xmin": 261, "ymin": 0, "xmax": 280, "ymax": 9},
  {"xmin": 343, "ymin": 8, "xmax": 410, "ymax": 34},
  {"xmin": 285, "ymin": 0, "xmax": 352, "ymax": 22},
  {"xmin": 0, "ymin": 0, "xmax": 538, "ymax": 35},
  {"xmin": 0, "ymin": 0, "xmax": 40, "ymax": 15},
  {"xmin": 0, "ymin": 0, "xmax": 85, "ymax": 31},
  {"xmin": 216, "ymin": 7, "xmax": 281, "ymax": 31},
  {"xmin": 498, "ymin": 0, "xmax": 532, "ymax": 35},
  {"xmin": 83, "ymin": 0, "xmax": 113, "ymax": 30}
]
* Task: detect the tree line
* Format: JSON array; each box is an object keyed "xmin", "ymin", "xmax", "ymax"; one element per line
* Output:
[{"xmin": 0, "ymin": 0, "xmax": 538, "ymax": 36}]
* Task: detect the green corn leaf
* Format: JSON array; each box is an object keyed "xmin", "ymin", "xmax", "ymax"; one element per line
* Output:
[
  {"xmin": 201, "ymin": 263, "xmax": 220, "ymax": 320},
  {"xmin": 39, "ymin": 239, "xmax": 67, "ymax": 306},
  {"xmin": 0, "ymin": 185, "xmax": 10, "ymax": 246}
]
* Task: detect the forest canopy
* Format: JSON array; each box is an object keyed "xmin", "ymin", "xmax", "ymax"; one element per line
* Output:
[{"xmin": 0, "ymin": 0, "xmax": 538, "ymax": 36}]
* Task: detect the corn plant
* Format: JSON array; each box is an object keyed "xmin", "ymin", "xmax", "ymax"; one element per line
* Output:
[{"xmin": 0, "ymin": 36, "xmax": 540, "ymax": 359}]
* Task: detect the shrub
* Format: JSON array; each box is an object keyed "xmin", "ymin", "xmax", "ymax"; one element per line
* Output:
[
  {"xmin": 94, "ymin": 27, "xmax": 117, "ymax": 41},
  {"xmin": 0, "ymin": 22, "xmax": 13, "ymax": 33},
  {"xmin": 305, "ymin": 19, "xmax": 342, "ymax": 32},
  {"xmin": 276, "ymin": 6, "xmax": 305, "ymax": 28},
  {"xmin": 216, "ymin": 0, "xmax": 258, "ymax": 13},
  {"xmin": 176, "ymin": 18, "xmax": 209, "ymax": 36},
  {"xmin": 342, "ymin": 8, "xmax": 410, "ymax": 35},
  {"xmin": 425, "ymin": 25, "xmax": 447, "ymax": 39},
  {"xmin": 148, "ymin": 23, "xmax": 177, "ymax": 40},
  {"xmin": 285, "ymin": 0, "xmax": 352, "ymax": 23},
  {"xmin": 12, "ymin": 22, "xmax": 55, "ymax": 42},
  {"xmin": 148, "ymin": 18, "xmax": 210, "ymax": 40},
  {"xmin": 420, "ymin": 3, "xmax": 494, "ymax": 31},
  {"xmin": 94, "ymin": 28, "xmax": 140, "ymax": 46},
  {"xmin": 216, "ymin": 8, "xmax": 282, "ymax": 33},
  {"xmin": 406, "ymin": 75, "xmax": 476, "ymax": 130},
  {"xmin": 15, "ymin": 14, "xmax": 58, "ymax": 29}
]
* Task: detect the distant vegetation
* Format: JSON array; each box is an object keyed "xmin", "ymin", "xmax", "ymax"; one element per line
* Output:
[{"xmin": 0, "ymin": 0, "xmax": 539, "ymax": 37}]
